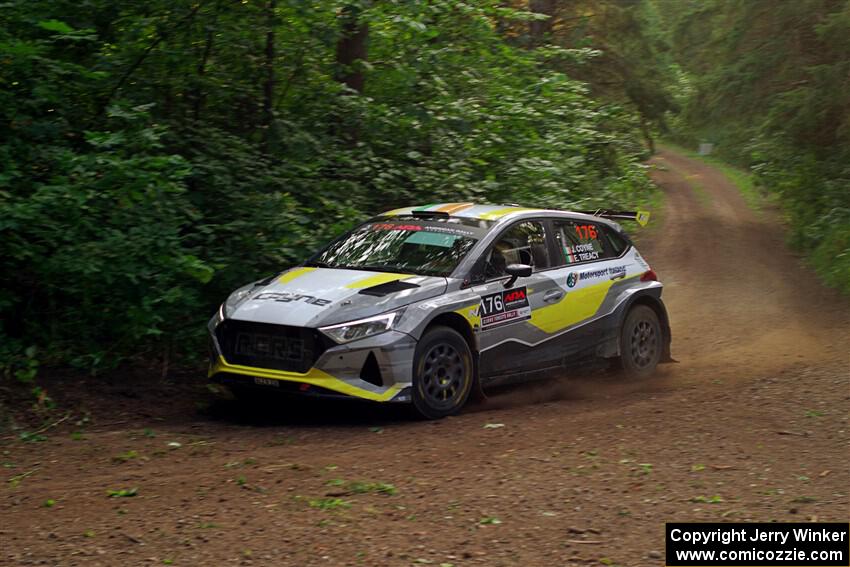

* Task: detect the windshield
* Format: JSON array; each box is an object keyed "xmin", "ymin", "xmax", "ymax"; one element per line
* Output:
[{"xmin": 309, "ymin": 217, "xmax": 491, "ymax": 277}]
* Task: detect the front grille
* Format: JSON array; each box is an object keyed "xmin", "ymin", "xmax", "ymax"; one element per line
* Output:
[{"xmin": 215, "ymin": 320, "xmax": 327, "ymax": 373}]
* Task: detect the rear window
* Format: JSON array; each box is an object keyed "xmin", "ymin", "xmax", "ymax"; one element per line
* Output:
[{"xmin": 603, "ymin": 227, "xmax": 630, "ymax": 256}]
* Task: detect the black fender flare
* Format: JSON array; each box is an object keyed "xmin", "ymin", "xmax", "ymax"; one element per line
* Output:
[
  {"xmin": 614, "ymin": 288, "xmax": 674, "ymax": 362},
  {"xmin": 417, "ymin": 311, "xmax": 486, "ymax": 401}
]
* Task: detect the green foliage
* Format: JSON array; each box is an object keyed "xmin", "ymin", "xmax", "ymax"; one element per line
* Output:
[
  {"xmin": 3, "ymin": 107, "xmax": 204, "ymax": 367},
  {"xmin": 106, "ymin": 487, "xmax": 138, "ymax": 498},
  {"xmin": 0, "ymin": 345, "xmax": 39, "ymax": 384},
  {"xmin": 0, "ymin": 0, "xmax": 658, "ymax": 372},
  {"xmin": 551, "ymin": 1, "xmax": 678, "ymax": 132},
  {"xmin": 660, "ymin": 0, "xmax": 850, "ymax": 293},
  {"xmin": 112, "ymin": 450, "xmax": 139, "ymax": 463},
  {"xmin": 309, "ymin": 497, "xmax": 351, "ymax": 511},
  {"xmin": 326, "ymin": 478, "xmax": 398, "ymax": 495}
]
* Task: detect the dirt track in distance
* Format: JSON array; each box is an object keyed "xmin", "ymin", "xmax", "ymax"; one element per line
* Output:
[{"xmin": 2, "ymin": 148, "xmax": 849, "ymax": 567}]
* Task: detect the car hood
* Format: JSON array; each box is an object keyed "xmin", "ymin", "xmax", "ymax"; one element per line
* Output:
[{"xmin": 228, "ymin": 267, "xmax": 448, "ymax": 328}]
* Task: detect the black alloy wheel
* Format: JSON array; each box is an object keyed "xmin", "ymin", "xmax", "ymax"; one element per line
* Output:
[
  {"xmin": 411, "ymin": 326, "xmax": 474, "ymax": 419},
  {"xmin": 619, "ymin": 305, "xmax": 662, "ymax": 378}
]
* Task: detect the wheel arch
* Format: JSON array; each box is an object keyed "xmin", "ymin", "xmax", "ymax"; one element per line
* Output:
[
  {"xmin": 620, "ymin": 291, "xmax": 673, "ymax": 362},
  {"xmin": 420, "ymin": 312, "xmax": 484, "ymax": 400}
]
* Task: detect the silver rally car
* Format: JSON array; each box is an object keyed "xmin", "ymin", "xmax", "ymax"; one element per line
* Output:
[{"xmin": 208, "ymin": 203, "xmax": 672, "ymax": 418}]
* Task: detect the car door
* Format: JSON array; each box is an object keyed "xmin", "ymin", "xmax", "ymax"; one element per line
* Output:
[
  {"xmin": 529, "ymin": 218, "xmax": 637, "ymax": 361},
  {"xmin": 467, "ymin": 219, "xmax": 567, "ymax": 378}
]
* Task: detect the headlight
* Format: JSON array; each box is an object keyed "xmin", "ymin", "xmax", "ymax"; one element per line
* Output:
[
  {"xmin": 320, "ymin": 310, "xmax": 403, "ymax": 344},
  {"xmin": 221, "ymin": 284, "xmax": 255, "ymax": 318},
  {"xmin": 209, "ymin": 303, "xmax": 225, "ymax": 331}
]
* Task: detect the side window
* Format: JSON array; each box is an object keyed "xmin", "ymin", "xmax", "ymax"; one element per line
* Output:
[
  {"xmin": 602, "ymin": 226, "xmax": 630, "ymax": 256},
  {"xmin": 554, "ymin": 220, "xmax": 610, "ymax": 265},
  {"xmin": 483, "ymin": 221, "xmax": 550, "ymax": 280}
]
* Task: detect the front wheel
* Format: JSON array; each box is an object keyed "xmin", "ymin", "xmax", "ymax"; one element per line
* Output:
[
  {"xmin": 411, "ymin": 326, "xmax": 474, "ymax": 420},
  {"xmin": 618, "ymin": 305, "xmax": 662, "ymax": 379}
]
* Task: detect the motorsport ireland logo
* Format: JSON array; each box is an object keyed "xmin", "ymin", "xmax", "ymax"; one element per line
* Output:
[{"xmin": 566, "ymin": 272, "xmax": 579, "ymax": 288}]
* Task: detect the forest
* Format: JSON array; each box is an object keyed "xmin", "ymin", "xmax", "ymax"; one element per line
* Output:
[{"xmin": 2, "ymin": 0, "xmax": 848, "ymax": 378}]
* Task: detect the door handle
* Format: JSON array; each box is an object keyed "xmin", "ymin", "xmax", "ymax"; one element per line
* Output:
[
  {"xmin": 543, "ymin": 289, "xmax": 564, "ymax": 303},
  {"xmin": 609, "ymin": 273, "xmax": 626, "ymax": 281}
]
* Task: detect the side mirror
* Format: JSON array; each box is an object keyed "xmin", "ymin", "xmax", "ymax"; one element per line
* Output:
[{"xmin": 504, "ymin": 263, "xmax": 532, "ymax": 288}]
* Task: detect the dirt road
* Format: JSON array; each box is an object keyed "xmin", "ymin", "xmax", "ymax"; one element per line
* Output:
[{"xmin": 2, "ymin": 148, "xmax": 848, "ymax": 567}]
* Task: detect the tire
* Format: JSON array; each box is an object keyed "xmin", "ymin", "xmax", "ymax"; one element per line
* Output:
[
  {"xmin": 618, "ymin": 305, "xmax": 662, "ymax": 379},
  {"xmin": 411, "ymin": 326, "xmax": 475, "ymax": 420}
]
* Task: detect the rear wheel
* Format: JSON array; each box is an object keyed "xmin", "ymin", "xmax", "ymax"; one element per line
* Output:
[
  {"xmin": 411, "ymin": 326, "xmax": 474, "ymax": 419},
  {"xmin": 618, "ymin": 305, "xmax": 662, "ymax": 378}
]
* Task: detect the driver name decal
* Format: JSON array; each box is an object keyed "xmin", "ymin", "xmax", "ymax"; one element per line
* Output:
[
  {"xmin": 564, "ymin": 242, "xmax": 600, "ymax": 262},
  {"xmin": 477, "ymin": 286, "xmax": 531, "ymax": 330}
]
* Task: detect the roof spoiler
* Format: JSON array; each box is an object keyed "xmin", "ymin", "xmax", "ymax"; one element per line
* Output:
[
  {"xmin": 580, "ymin": 209, "xmax": 651, "ymax": 227},
  {"xmin": 411, "ymin": 210, "xmax": 450, "ymax": 219}
]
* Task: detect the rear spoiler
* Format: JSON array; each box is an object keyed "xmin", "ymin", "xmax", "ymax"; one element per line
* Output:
[{"xmin": 580, "ymin": 210, "xmax": 651, "ymax": 227}]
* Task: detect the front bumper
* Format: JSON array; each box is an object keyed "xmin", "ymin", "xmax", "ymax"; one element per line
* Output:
[{"xmin": 208, "ymin": 327, "xmax": 417, "ymax": 402}]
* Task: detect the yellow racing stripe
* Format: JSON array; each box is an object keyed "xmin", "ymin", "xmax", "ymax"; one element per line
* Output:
[
  {"xmin": 454, "ymin": 303, "xmax": 481, "ymax": 328},
  {"xmin": 345, "ymin": 272, "xmax": 412, "ymax": 289},
  {"xmin": 210, "ymin": 356, "xmax": 403, "ymax": 402},
  {"xmin": 478, "ymin": 207, "xmax": 541, "ymax": 220},
  {"xmin": 530, "ymin": 275, "xmax": 639, "ymax": 333},
  {"xmin": 382, "ymin": 207, "xmax": 411, "ymax": 216},
  {"xmin": 435, "ymin": 202, "xmax": 475, "ymax": 214},
  {"xmin": 278, "ymin": 267, "xmax": 316, "ymax": 284},
  {"xmin": 530, "ymin": 281, "xmax": 613, "ymax": 333}
]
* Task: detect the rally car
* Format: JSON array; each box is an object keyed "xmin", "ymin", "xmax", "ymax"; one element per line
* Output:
[{"xmin": 208, "ymin": 203, "xmax": 672, "ymax": 419}]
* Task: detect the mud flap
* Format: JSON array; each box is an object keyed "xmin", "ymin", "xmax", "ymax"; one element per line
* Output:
[
  {"xmin": 661, "ymin": 340, "xmax": 678, "ymax": 363},
  {"xmin": 470, "ymin": 350, "xmax": 487, "ymax": 402}
]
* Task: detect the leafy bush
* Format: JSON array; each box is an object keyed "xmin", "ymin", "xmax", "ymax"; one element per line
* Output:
[{"xmin": 662, "ymin": 0, "xmax": 850, "ymax": 294}]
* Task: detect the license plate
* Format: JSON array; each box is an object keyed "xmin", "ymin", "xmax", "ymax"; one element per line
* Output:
[
  {"xmin": 253, "ymin": 377, "xmax": 279, "ymax": 387},
  {"xmin": 235, "ymin": 332, "xmax": 306, "ymax": 362}
]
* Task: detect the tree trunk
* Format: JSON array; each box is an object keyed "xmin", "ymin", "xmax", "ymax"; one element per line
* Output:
[
  {"xmin": 192, "ymin": 17, "xmax": 216, "ymax": 122},
  {"xmin": 262, "ymin": 0, "xmax": 276, "ymax": 151},
  {"xmin": 335, "ymin": 4, "xmax": 369, "ymax": 94},
  {"xmin": 640, "ymin": 117, "xmax": 656, "ymax": 155},
  {"xmin": 529, "ymin": 0, "xmax": 556, "ymax": 46}
]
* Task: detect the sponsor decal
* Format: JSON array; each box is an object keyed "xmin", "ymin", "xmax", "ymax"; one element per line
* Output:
[
  {"xmin": 476, "ymin": 286, "xmax": 531, "ymax": 330},
  {"xmin": 573, "ymin": 264, "xmax": 628, "ymax": 283},
  {"xmin": 370, "ymin": 222, "xmax": 474, "ymax": 237},
  {"xmin": 371, "ymin": 223, "xmax": 423, "ymax": 231},
  {"xmin": 253, "ymin": 292, "xmax": 332, "ymax": 306},
  {"xmin": 581, "ymin": 267, "xmax": 609, "ymax": 279},
  {"xmin": 421, "ymin": 225, "xmax": 476, "ymax": 237},
  {"xmin": 566, "ymin": 272, "xmax": 579, "ymax": 288}
]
